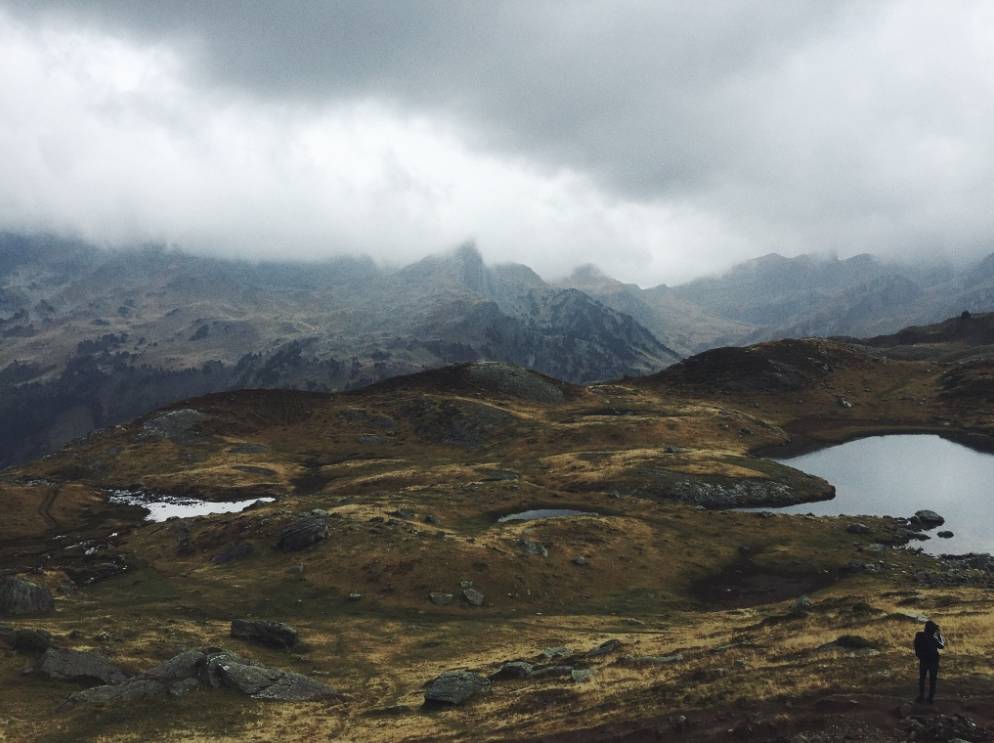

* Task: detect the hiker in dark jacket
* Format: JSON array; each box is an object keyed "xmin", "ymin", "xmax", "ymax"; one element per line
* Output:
[{"xmin": 914, "ymin": 620, "xmax": 945, "ymax": 703}]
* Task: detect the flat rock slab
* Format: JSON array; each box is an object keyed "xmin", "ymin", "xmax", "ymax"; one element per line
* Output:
[
  {"xmin": 38, "ymin": 648, "xmax": 129, "ymax": 686},
  {"xmin": 424, "ymin": 671, "xmax": 491, "ymax": 705},
  {"xmin": 0, "ymin": 577, "xmax": 55, "ymax": 616}
]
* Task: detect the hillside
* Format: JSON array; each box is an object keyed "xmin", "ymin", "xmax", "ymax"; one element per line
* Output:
[
  {"xmin": 0, "ymin": 234, "xmax": 678, "ymax": 469},
  {"xmin": 3, "ymin": 340, "xmax": 994, "ymax": 742}
]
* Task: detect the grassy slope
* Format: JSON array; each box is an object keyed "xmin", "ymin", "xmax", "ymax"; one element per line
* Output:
[{"xmin": 1, "ymin": 340, "xmax": 994, "ymax": 742}]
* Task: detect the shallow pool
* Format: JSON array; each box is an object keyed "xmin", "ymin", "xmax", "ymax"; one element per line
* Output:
[{"xmin": 108, "ymin": 490, "xmax": 274, "ymax": 522}]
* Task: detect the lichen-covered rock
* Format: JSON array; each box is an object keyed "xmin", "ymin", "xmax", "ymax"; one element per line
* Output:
[
  {"xmin": 424, "ymin": 671, "xmax": 491, "ymax": 705},
  {"xmin": 38, "ymin": 648, "xmax": 129, "ymax": 686},
  {"xmin": 489, "ymin": 661, "xmax": 533, "ymax": 680},
  {"xmin": 230, "ymin": 619, "xmax": 298, "ymax": 649},
  {"xmin": 0, "ymin": 577, "xmax": 55, "ymax": 616},
  {"xmin": 515, "ymin": 538, "xmax": 548, "ymax": 557},
  {"xmin": 276, "ymin": 511, "xmax": 329, "ymax": 551},
  {"xmin": 915, "ymin": 510, "xmax": 945, "ymax": 528}
]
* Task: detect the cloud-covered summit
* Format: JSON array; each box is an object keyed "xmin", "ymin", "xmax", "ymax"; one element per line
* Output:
[{"xmin": 1, "ymin": 1, "xmax": 992, "ymax": 286}]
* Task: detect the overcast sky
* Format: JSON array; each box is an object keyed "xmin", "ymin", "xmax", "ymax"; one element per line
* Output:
[{"xmin": 1, "ymin": 1, "xmax": 992, "ymax": 287}]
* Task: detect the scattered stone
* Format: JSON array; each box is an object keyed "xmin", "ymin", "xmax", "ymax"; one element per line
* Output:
[
  {"xmin": 230, "ymin": 619, "xmax": 298, "ymax": 649},
  {"xmin": 790, "ymin": 595, "xmax": 812, "ymax": 615},
  {"xmin": 347, "ymin": 593, "xmax": 362, "ymax": 601},
  {"xmin": 847, "ymin": 523, "xmax": 873, "ymax": 535},
  {"xmin": 0, "ymin": 577, "xmax": 55, "ymax": 616},
  {"xmin": 423, "ymin": 670, "xmax": 491, "ymax": 705},
  {"xmin": 489, "ymin": 661, "xmax": 533, "ymax": 681},
  {"xmin": 38, "ymin": 648, "xmax": 129, "ymax": 686},
  {"xmin": 211, "ymin": 542, "xmax": 255, "ymax": 565},
  {"xmin": 837, "ymin": 397, "xmax": 853, "ymax": 408},
  {"xmin": 275, "ymin": 511, "xmax": 329, "ymax": 551},
  {"xmin": 938, "ymin": 530, "xmax": 954, "ymax": 538},
  {"xmin": 391, "ymin": 508, "xmax": 415, "ymax": 519},
  {"xmin": 665, "ymin": 446, "xmax": 680, "ymax": 454},
  {"xmin": 515, "ymin": 538, "xmax": 548, "ymax": 557},
  {"xmin": 572, "ymin": 556, "xmax": 588, "ymax": 566},
  {"xmin": 542, "ymin": 647, "xmax": 570, "ymax": 659},
  {"xmin": 463, "ymin": 588, "xmax": 485, "ymax": 607},
  {"xmin": 424, "ymin": 514, "xmax": 441, "ymax": 525},
  {"xmin": 429, "ymin": 592, "xmax": 454, "ymax": 606},
  {"xmin": 571, "ymin": 669, "xmax": 597, "ymax": 683}
]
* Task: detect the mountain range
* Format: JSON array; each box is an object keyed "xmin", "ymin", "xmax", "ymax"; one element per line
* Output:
[{"xmin": 3, "ymin": 231, "xmax": 994, "ymax": 468}]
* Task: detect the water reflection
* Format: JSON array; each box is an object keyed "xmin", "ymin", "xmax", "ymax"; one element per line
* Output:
[
  {"xmin": 498, "ymin": 508, "xmax": 597, "ymax": 523},
  {"xmin": 108, "ymin": 490, "xmax": 274, "ymax": 522},
  {"xmin": 770, "ymin": 434, "xmax": 994, "ymax": 555}
]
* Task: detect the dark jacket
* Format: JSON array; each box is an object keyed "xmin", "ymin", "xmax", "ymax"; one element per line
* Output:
[{"xmin": 914, "ymin": 629, "xmax": 945, "ymax": 662}]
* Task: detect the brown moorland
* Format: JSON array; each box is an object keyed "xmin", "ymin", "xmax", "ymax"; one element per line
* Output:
[{"xmin": 1, "ymin": 338, "xmax": 994, "ymax": 742}]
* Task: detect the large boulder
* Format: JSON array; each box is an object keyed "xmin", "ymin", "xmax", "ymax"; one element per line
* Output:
[
  {"xmin": 230, "ymin": 619, "xmax": 298, "ymax": 649},
  {"xmin": 0, "ymin": 577, "xmax": 55, "ymax": 616},
  {"xmin": 915, "ymin": 510, "xmax": 945, "ymax": 528},
  {"xmin": 276, "ymin": 511, "xmax": 329, "ymax": 551},
  {"xmin": 211, "ymin": 542, "xmax": 255, "ymax": 565},
  {"xmin": 38, "ymin": 648, "xmax": 129, "ymax": 686},
  {"xmin": 424, "ymin": 670, "xmax": 491, "ymax": 705},
  {"xmin": 202, "ymin": 650, "xmax": 336, "ymax": 701}
]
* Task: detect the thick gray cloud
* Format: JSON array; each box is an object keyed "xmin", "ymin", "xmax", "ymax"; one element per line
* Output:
[{"xmin": 1, "ymin": 1, "xmax": 992, "ymax": 285}]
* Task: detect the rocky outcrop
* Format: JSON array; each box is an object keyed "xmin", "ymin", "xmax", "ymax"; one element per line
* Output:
[
  {"xmin": 59, "ymin": 648, "xmax": 336, "ymax": 707},
  {"xmin": 276, "ymin": 511, "xmax": 329, "ymax": 551},
  {"xmin": 230, "ymin": 619, "xmax": 298, "ymax": 649},
  {"xmin": 423, "ymin": 671, "xmax": 491, "ymax": 705},
  {"xmin": 0, "ymin": 577, "xmax": 55, "ymax": 616}
]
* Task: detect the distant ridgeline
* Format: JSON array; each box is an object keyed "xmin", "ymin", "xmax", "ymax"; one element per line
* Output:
[{"xmin": 2, "ymin": 231, "xmax": 994, "ymax": 468}]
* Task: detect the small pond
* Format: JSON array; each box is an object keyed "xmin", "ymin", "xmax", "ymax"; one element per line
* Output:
[
  {"xmin": 498, "ymin": 508, "xmax": 597, "ymax": 523},
  {"xmin": 769, "ymin": 434, "xmax": 994, "ymax": 555},
  {"xmin": 108, "ymin": 490, "xmax": 274, "ymax": 522}
]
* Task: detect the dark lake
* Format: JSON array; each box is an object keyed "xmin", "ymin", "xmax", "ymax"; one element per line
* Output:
[{"xmin": 770, "ymin": 434, "xmax": 994, "ymax": 555}]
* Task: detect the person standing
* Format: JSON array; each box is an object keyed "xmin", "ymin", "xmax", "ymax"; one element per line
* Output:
[{"xmin": 914, "ymin": 620, "xmax": 945, "ymax": 704}]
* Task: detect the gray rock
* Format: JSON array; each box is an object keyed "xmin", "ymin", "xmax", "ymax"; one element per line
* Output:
[
  {"xmin": 424, "ymin": 514, "xmax": 441, "ymax": 525},
  {"xmin": 144, "ymin": 649, "xmax": 207, "ymax": 682},
  {"xmin": 62, "ymin": 678, "xmax": 166, "ymax": 708},
  {"xmin": 542, "ymin": 646, "xmax": 570, "ymax": 659},
  {"xmin": 571, "ymin": 669, "xmax": 598, "ymax": 683},
  {"xmin": 0, "ymin": 577, "xmax": 55, "ymax": 616},
  {"xmin": 391, "ymin": 508, "xmax": 415, "ymax": 519},
  {"xmin": 463, "ymin": 588, "xmax": 485, "ymax": 607},
  {"xmin": 583, "ymin": 639, "xmax": 622, "ymax": 658},
  {"xmin": 790, "ymin": 595, "xmax": 812, "ymax": 615},
  {"xmin": 429, "ymin": 592, "xmax": 454, "ymax": 606},
  {"xmin": 847, "ymin": 523, "xmax": 873, "ymax": 535},
  {"xmin": 230, "ymin": 619, "xmax": 298, "ymax": 649},
  {"xmin": 38, "ymin": 648, "xmax": 129, "ymax": 685},
  {"xmin": 424, "ymin": 670, "xmax": 491, "ymax": 705},
  {"xmin": 572, "ymin": 556, "xmax": 588, "ymax": 566},
  {"xmin": 937, "ymin": 530, "xmax": 954, "ymax": 538},
  {"xmin": 168, "ymin": 677, "xmax": 200, "ymax": 697},
  {"xmin": 10, "ymin": 628, "xmax": 52, "ymax": 652},
  {"xmin": 915, "ymin": 510, "xmax": 945, "ymax": 528},
  {"xmin": 211, "ymin": 542, "xmax": 255, "ymax": 565},
  {"xmin": 515, "ymin": 538, "xmax": 548, "ymax": 557},
  {"xmin": 276, "ymin": 511, "xmax": 329, "ymax": 551},
  {"xmin": 488, "ymin": 661, "xmax": 533, "ymax": 680}
]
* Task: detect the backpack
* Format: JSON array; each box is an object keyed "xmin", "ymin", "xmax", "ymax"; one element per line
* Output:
[{"xmin": 914, "ymin": 631, "xmax": 929, "ymax": 660}]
